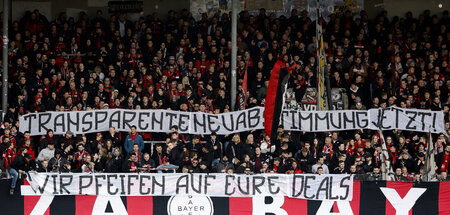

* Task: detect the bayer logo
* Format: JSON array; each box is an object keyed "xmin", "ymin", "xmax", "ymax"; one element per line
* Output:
[{"xmin": 167, "ymin": 195, "xmax": 214, "ymax": 215}]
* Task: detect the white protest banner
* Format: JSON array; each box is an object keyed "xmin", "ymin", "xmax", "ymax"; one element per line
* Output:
[
  {"xmin": 368, "ymin": 107, "xmax": 444, "ymax": 133},
  {"xmin": 281, "ymin": 107, "xmax": 445, "ymax": 133},
  {"xmin": 19, "ymin": 107, "xmax": 265, "ymax": 136},
  {"xmin": 22, "ymin": 173, "xmax": 354, "ymax": 201},
  {"xmin": 19, "ymin": 107, "xmax": 445, "ymax": 136}
]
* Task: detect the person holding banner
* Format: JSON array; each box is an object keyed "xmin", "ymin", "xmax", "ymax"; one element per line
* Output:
[
  {"xmin": 123, "ymin": 153, "xmax": 141, "ymax": 173},
  {"xmin": 81, "ymin": 155, "xmax": 96, "ymax": 173},
  {"xmin": 8, "ymin": 153, "xmax": 34, "ymax": 195},
  {"xmin": 156, "ymin": 157, "xmax": 179, "ymax": 173},
  {"xmin": 140, "ymin": 153, "xmax": 156, "ymax": 172}
]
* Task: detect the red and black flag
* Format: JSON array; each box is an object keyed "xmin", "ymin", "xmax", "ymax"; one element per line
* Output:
[
  {"xmin": 7, "ymin": 180, "xmax": 450, "ymax": 214},
  {"xmin": 264, "ymin": 60, "xmax": 295, "ymax": 140}
]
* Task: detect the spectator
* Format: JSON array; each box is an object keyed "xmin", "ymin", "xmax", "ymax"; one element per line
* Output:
[
  {"xmin": 123, "ymin": 152, "xmax": 140, "ymax": 173},
  {"xmin": 81, "ymin": 155, "xmax": 95, "ymax": 173},
  {"xmin": 437, "ymin": 145, "xmax": 450, "ymax": 173},
  {"xmin": 209, "ymin": 132, "xmax": 223, "ymax": 167},
  {"xmin": 124, "ymin": 126, "xmax": 144, "ymax": 153},
  {"xmin": 396, "ymin": 152, "xmax": 414, "ymax": 173},
  {"xmin": 334, "ymin": 161, "xmax": 348, "ymax": 174},
  {"xmin": 226, "ymin": 134, "xmax": 243, "ymax": 165},
  {"xmin": 48, "ymin": 150, "xmax": 66, "ymax": 172},
  {"xmin": 2, "ymin": 142, "xmax": 16, "ymax": 170},
  {"xmin": 60, "ymin": 160, "xmax": 72, "ymax": 173},
  {"xmin": 290, "ymin": 160, "xmax": 303, "ymax": 174},
  {"xmin": 157, "ymin": 157, "xmax": 179, "ymax": 173},
  {"xmin": 253, "ymin": 147, "xmax": 266, "ymax": 173},
  {"xmin": 37, "ymin": 160, "xmax": 51, "ymax": 172},
  {"xmin": 73, "ymin": 143, "xmax": 89, "ymax": 170},
  {"xmin": 401, "ymin": 166, "xmax": 414, "ymax": 181},
  {"xmin": 312, "ymin": 156, "xmax": 330, "ymax": 174},
  {"xmin": 141, "ymin": 153, "xmax": 156, "ymax": 171},
  {"xmin": 438, "ymin": 171, "xmax": 449, "ymax": 181},
  {"xmin": 39, "ymin": 129, "xmax": 56, "ymax": 151},
  {"xmin": 37, "ymin": 142, "xmax": 55, "ymax": 162},
  {"xmin": 316, "ymin": 166, "xmax": 324, "ymax": 175},
  {"xmin": 394, "ymin": 168, "xmax": 405, "ymax": 181},
  {"xmin": 9, "ymin": 153, "xmax": 34, "ymax": 195},
  {"xmin": 104, "ymin": 127, "xmax": 121, "ymax": 147},
  {"xmin": 106, "ymin": 147, "xmax": 123, "ymax": 173},
  {"xmin": 367, "ymin": 167, "xmax": 382, "ymax": 181},
  {"xmin": 260, "ymin": 135, "xmax": 276, "ymax": 155},
  {"xmin": 363, "ymin": 153, "xmax": 375, "ymax": 173},
  {"xmin": 215, "ymin": 155, "xmax": 234, "ymax": 173}
]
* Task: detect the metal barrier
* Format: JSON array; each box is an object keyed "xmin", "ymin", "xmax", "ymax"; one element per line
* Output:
[{"xmin": 144, "ymin": 140, "xmax": 166, "ymax": 155}]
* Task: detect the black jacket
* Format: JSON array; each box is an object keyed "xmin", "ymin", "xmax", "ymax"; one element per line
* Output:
[
  {"xmin": 296, "ymin": 153, "xmax": 316, "ymax": 173},
  {"xmin": 106, "ymin": 155, "xmax": 122, "ymax": 173},
  {"xmin": 9, "ymin": 155, "xmax": 32, "ymax": 171}
]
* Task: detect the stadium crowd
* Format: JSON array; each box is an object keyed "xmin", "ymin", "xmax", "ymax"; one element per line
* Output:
[{"xmin": 0, "ymin": 7, "xmax": 450, "ymax": 194}]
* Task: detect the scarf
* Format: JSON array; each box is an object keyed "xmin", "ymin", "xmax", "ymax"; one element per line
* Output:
[
  {"xmin": 131, "ymin": 133, "xmax": 137, "ymax": 142},
  {"xmin": 323, "ymin": 145, "xmax": 334, "ymax": 159},
  {"xmin": 441, "ymin": 154, "xmax": 450, "ymax": 173},
  {"xmin": 390, "ymin": 151, "xmax": 398, "ymax": 165},
  {"xmin": 273, "ymin": 164, "xmax": 279, "ymax": 171},
  {"xmin": 346, "ymin": 147, "xmax": 354, "ymax": 155},
  {"xmin": 130, "ymin": 160, "xmax": 136, "ymax": 171},
  {"xmin": 158, "ymin": 153, "xmax": 163, "ymax": 165},
  {"xmin": 356, "ymin": 151, "xmax": 364, "ymax": 158},
  {"xmin": 375, "ymin": 151, "xmax": 381, "ymax": 163},
  {"xmin": 47, "ymin": 132, "xmax": 54, "ymax": 143},
  {"xmin": 135, "ymin": 151, "xmax": 140, "ymax": 162}
]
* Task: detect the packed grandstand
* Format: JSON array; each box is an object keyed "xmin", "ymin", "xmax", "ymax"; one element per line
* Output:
[{"xmin": 0, "ymin": 5, "xmax": 449, "ymax": 200}]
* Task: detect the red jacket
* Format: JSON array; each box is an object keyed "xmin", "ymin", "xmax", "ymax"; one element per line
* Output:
[{"xmin": 2, "ymin": 148, "xmax": 16, "ymax": 169}]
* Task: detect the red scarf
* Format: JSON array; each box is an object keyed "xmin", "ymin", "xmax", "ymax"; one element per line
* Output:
[
  {"xmin": 323, "ymin": 145, "xmax": 334, "ymax": 159},
  {"xmin": 441, "ymin": 154, "xmax": 450, "ymax": 173},
  {"xmin": 2, "ymin": 148, "xmax": 16, "ymax": 169},
  {"xmin": 346, "ymin": 147, "xmax": 354, "ymax": 155},
  {"xmin": 356, "ymin": 151, "xmax": 364, "ymax": 158},
  {"xmin": 135, "ymin": 150, "xmax": 140, "ymax": 162},
  {"xmin": 130, "ymin": 161, "xmax": 137, "ymax": 172},
  {"xmin": 131, "ymin": 133, "xmax": 137, "ymax": 142},
  {"xmin": 375, "ymin": 151, "xmax": 381, "ymax": 163},
  {"xmin": 390, "ymin": 151, "xmax": 398, "ymax": 165},
  {"xmin": 47, "ymin": 135, "xmax": 54, "ymax": 143}
]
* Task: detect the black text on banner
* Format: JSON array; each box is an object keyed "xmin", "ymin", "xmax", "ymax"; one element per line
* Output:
[
  {"xmin": 19, "ymin": 107, "xmax": 445, "ymax": 136},
  {"xmin": 23, "ymin": 173, "xmax": 354, "ymax": 201}
]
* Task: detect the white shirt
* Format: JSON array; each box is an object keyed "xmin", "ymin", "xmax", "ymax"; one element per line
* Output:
[
  {"xmin": 119, "ymin": 21, "xmax": 126, "ymax": 37},
  {"xmin": 312, "ymin": 163, "xmax": 329, "ymax": 174},
  {"xmin": 260, "ymin": 140, "xmax": 276, "ymax": 154}
]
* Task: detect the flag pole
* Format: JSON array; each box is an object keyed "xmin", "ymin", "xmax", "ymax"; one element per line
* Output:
[
  {"xmin": 378, "ymin": 129, "xmax": 394, "ymax": 181},
  {"xmin": 2, "ymin": 0, "xmax": 9, "ymax": 118},
  {"xmin": 424, "ymin": 127, "xmax": 436, "ymax": 181},
  {"xmin": 230, "ymin": 0, "xmax": 238, "ymax": 111},
  {"xmin": 315, "ymin": 0, "xmax": 321, "ymax": 110}
]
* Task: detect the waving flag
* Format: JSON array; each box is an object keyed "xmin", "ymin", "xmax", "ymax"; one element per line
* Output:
[{"xmin": 264, "ymin": 60, "xmax": 295, "ymax": 140}]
